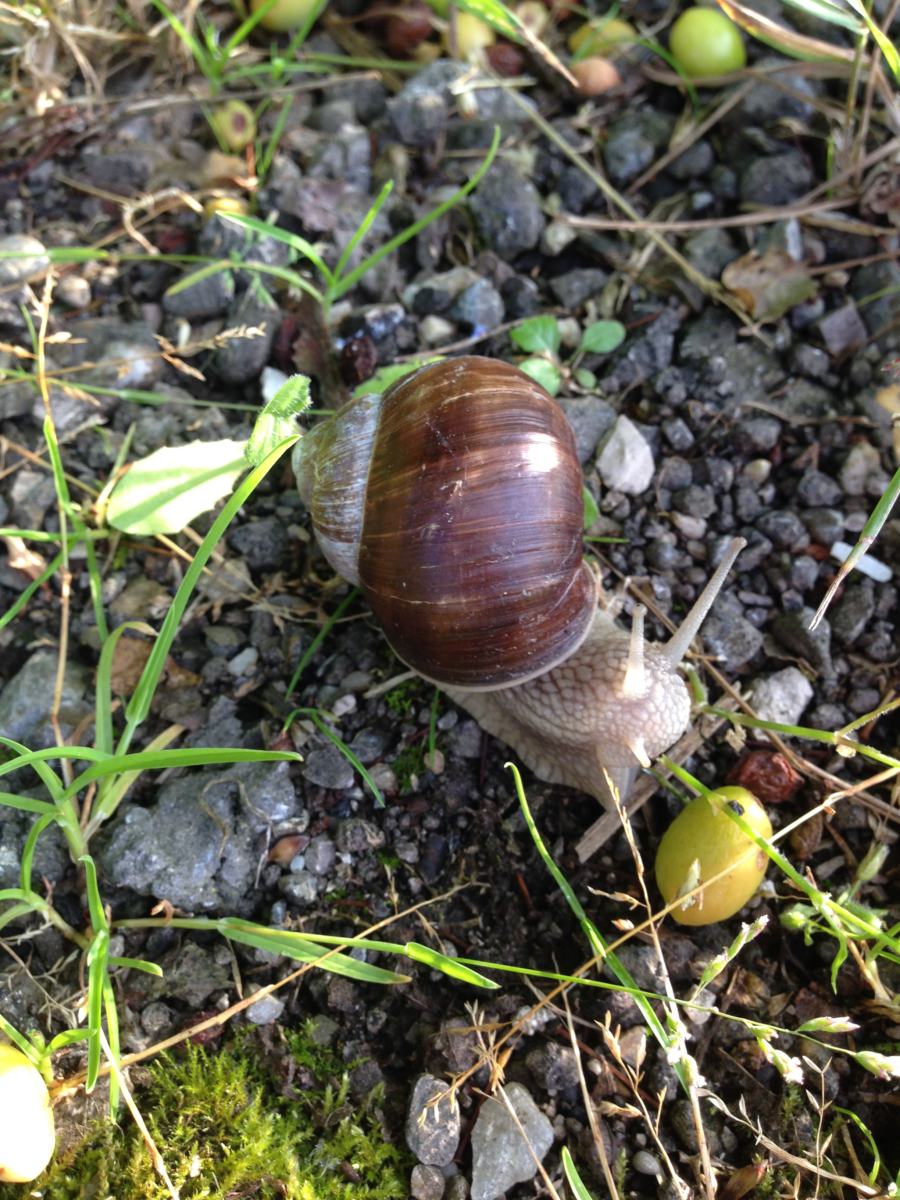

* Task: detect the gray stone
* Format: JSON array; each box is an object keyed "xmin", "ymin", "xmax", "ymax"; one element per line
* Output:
[
  {"xmin": 163, "ymin": 268, "xmax": 235, "ymax": 318},
  {"xmin": 305, "ymin": 834, "xmax": 336, "ymax": 876},
  {"xmin": 740, "ymin": 151, "xmax": 813, "ymax": 207},
  {"xmin": 771, "ymin": 608, "xmax": 833, "ymax": 675},
  {"xmin": 227, "ymin": 516, "xmax": 291, "ymax": 571},
  {"xmin": 751, "ymin": 666, "xmax": 814, "ymax": 725},
  {"xmin": 279, "ymin": 870, "xmax": 319, "ymax": 906},
  {"xmin": 470, "ymin": 1082, "xmax": 554, "ymax": 1200},
  {"xmin": 801, "ymin": 507, "xmax": 844, "ymax": 545},
  {"xmin": 0, "ymin": 234, "xmax": 48, "ymax": 285},
  {"xmin": 633, "ymin": 1150, "xmax": 662, "ymax": 1176},
  {"xmin": 850, "ymin": 260, "xmax": 900, "ymax": 335},
  {"xmin": 213, "ymin": 278, "xmax": 280, "ymax": 384},
  {"xmin": 840, "ymin": 441, "xmax": 885, "ymax": 497},
  {"xmin": 736, "ymin": 62, "xmax": 821, "ymax": 125},
  {"xmin": 9, "ymin": 468, "xmax": 57, "ymax": 528},
  {"xmin": 684, "ymin": 228, "xmax": 740, "ymax": 277},
  {"xmin": 405, "ymin": 1074, "xmax": 461, "ymax": 1166},
  {"xmin": 669, "ymin": 139, "xmax": 714, "ymax": 179},
  {"xmin": 818, "ymin": 302, "xmax": 867, "ymax": 357},
  {"xmin": 755, "ymin": 510, "xmax": 809, "ymax": 550},
  {"xmin": 303, "ymin": 744, "xmax": 356, "ymax": 791},
  {"xmin": 411, "ymin": 1165, "xmax": 446, "ymax": 1200},
  {"xmin": 336, "ymin": 817, "xmax": 385, "ymax": 854},
  {"xmin": 469, "ymin": 166, "xmax": 544, "ymax": 258},
  {"xmin": 245, "ymin": 988, "xmax": 285, "ymax": 1025},
  {"xmin": 0, "ymin": 651, "xmax": 90, "ymax": 749},
  {"xmin": 790, "ymin": 343, "xmax": 830, "ymax": 378},
  {"xmin": 549, "ymin": 269, "xmax": 608, "ymax": 309},
  {"xmin": 54, "ymin": 317, "xmax": 162, "ymax": 392},
  {"xmin": 451, "ymin": 279, "xmax": 504, "ymax": 333},
  {"xmin": 831, "ymin": 584, "xmax": 875, "ymax": 645},
  {"xmin": 98, "ymin": 760, "xmax": 298, "ymax": 911},
  {"xmin": 796, "ymin": 469, "xmax": 842, "ymax": 507},
  {"xmin": 702, "ymin": 594, "xmax": 764, "ymax": 669},
  {"xmin": 558, "ymin": 395, "xmax": 616, "ymax": 464},
  {"xmin": 603, "ymin": 111, "xmax": 674, "ymax": 185},
  {"xmin": 596, "ymin": 415, "xmax": 654, "ymax": 494}
]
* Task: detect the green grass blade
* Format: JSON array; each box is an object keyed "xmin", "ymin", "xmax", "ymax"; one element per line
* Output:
[
  {"xmin": 85, "ymin": 928, "xmax": 109, "ymax": 1092},
  {"xmin": 0, "ymin": 1014, "xmax": 41, "ymax": 1062},
  {"xmin": 219, "ymin": 921, "xmax": 409, "ymax": 984},
  {"xmin": 70, "ymin": 747, "xmax": 300, "ymax": 795},
  {"xmin": 562, "ymin": 1147, "xmax": 595, "ymax": 1200},
  {"xmin": 506, "ymin": 763, "xmax": 688, "ymax": 1088},
  {"xmin": 332, "ymin": 181, "xmax": 394, "ymax": 289},
  {"xmin": 285, "ymin": 587, "xmax": 360, "ymax": 697},
  {"xmin": 123, "ymin": 437, "xmax": 298, "ymax": 734},
  {"xmin": 810, "ymin": 465, "xmax": 900, "ymax": 630},
  {"xmin": 149, "ymin": 0, "xmax": 214, "ymax": 79},
  {"xmin": 95, "ymin": 622, "xmax": 156, "ymax": 756},
  {"xmin": 102, "ymin": 979, "xmax": 121, "ymax": 1112},
  {"xmin": 19, "ymin": 812, "xmax": 55, "ymax": 894},
  {"xmin": 404, "ymin": 942, "xmax": 499, "ymax": 988},
  {"xmin": 290, "ymin": 708, "xmax": 383, "ymax": 808},
  {"xmin": 80, "ymin": 855, "xmax": 109, "ymax": 933},
  {"xmin": 841, "ymin": 0, "xmax": 900, "ymax": 77},
  {"xmin": 223, "ymin": 214, "xmax": 334, "ymax": 286},
  {"xmin": 333, "ymin": 126, "xmax": 501, "ymax": 301},
  {"xmin": 90, "ymin": 722, "xmax": 186, "ymax": 833},
  {"xmin": 108, "ymin": 956, "xmax": 165, "ymax": 977},
  {"xmin": 0, "ymin": 792, "xmax": 55, "ymax": 815},
  {"xmin": 0, "ymin": 550, "xmax": 63, "ymax": 632},
  {"xmin": 163, "ymin": 259, "xmax": 237, "ymax": 298}
]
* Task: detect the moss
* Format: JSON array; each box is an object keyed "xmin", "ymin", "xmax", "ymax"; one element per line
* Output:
[{"xmin": 9, "ymin": 1026, "xmax": 409, "ymax": 1200}]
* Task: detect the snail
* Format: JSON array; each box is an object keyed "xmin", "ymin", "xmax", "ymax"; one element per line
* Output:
[{"xmin": 294, "ymin": 355, "xmax": 743, "ymax": 806}]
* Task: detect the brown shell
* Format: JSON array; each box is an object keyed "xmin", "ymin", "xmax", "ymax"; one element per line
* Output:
[{"xmin": 355, "ymin": 356, "xmax": 596, "ymax": 689}]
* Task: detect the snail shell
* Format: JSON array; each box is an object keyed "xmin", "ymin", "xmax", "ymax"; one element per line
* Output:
[{"xmin": 294, "ymin": 356, "xmax": 598, "ymax": 689}]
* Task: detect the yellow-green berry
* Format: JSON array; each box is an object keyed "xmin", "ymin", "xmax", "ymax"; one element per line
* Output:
[
  {"xmin": 655, "ymin": 786, "xmax": 771, "ymax": 925},
  {"xmin": 669, "ymin": 6, "xmax": 746, "ymax": 77}
]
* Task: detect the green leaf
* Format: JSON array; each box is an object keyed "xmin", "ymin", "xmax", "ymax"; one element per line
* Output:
[
  {"xmin": 405, "ymin": 942, "xmax": 499, "ymax": 988},
  {"xmin": 246, "ymin": 375, "xmax": 311, "ymax": 467},
  {"xmin": 219, "ymin": 920, "xmax": 409, "ymax": 984},
  {"xmin": 573, "ymin": 367, "xmax": 596, "ymax": 389},
  {"xmin": 578, "ymin": 319, "xmax": 626, "ymax": 355},
  {"xmin": 518, "ymin": 357, "xmax": 562, "ymax": 396},
  {"xmin": 106, "ymin": 439, "xmax": 247, "ymax": 535},
  {"xmin": 510, "ymin": 315, "xmax": 561, "ymax": 356},
  {"xmin": 562, "ymin": 1147, "xmax": 596, "ymax": 1200},
  {"xmin": 353, "ymin": 358, "xmax": 443, "ymax": 398},
  {"xmin": 582, "ymin": 487, "xmax": 599, "ymax": 530}
]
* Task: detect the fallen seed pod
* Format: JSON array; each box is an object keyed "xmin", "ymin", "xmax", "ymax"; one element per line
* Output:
[{"xmin": 655, "ymin": 786, "xmax": 772, "ymax": 925}]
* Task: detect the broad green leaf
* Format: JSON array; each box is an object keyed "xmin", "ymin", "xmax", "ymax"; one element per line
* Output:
[
  {"xmin": 510, "ymin": 315, "xmax": 561, "ymax": 356},
  {"xmin": 578, "ymin": 319, "xmax": 626, "ymax": 355},
  {"xmin": 518, "ymin": 356, "xmax": 561, "ymax": 396},
  {"xmin": 246, "ymin": 375, "xmax": 311, "ymax": 467},
  {"xmin": 106, "ymin": 439, "xmax": 247, "ymax": 535}
]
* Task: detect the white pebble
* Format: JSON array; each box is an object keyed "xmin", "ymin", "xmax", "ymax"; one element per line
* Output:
[
  {"xmin": 260, "ymin": 366, "xmax": 289, "ymax": 404},
  {"xmin": 830, "ymin": 540, "xmax": 893, "ymax": 583},
  {"xmin": 596, "ymin": 415, "xmax": 654, "ymax": 495}
]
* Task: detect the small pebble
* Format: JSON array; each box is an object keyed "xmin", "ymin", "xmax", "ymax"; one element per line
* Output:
[{"xmin": 633, "ymin": 1149, "xmax": 662, "ymax": 1176}]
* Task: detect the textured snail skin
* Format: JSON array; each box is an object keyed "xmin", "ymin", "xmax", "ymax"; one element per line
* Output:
[
  {"xmin": 296, "ymin": 356, "xmax": 744, "ymax": 808},
  {"xmin": 445, "ymin": 610, "xmax": 692, "ymax": 806}
]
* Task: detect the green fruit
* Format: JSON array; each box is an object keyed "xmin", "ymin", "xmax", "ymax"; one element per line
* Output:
[
  {"xmin": 568, "ymin": 16, "xmax": 636, "ymax": 58},
  {"xmin": 669, "ymin": 7, "xmax": 746, "ymax": 78},
  {"xmin": 250, "ymin": 0, "xmax": 319, "ymax": 33},
  {"xmin": 655, "ymin": 786, "xmax": 771, "ymax": 926},
  {"xmin": 209, "ymin": 100, "xmax": 256, "ymax": 152}
]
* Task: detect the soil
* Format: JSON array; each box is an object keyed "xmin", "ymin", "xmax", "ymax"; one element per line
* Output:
[{"xmin": 0, "ymin": 2, "xmax": 899, "ymax": 1198}]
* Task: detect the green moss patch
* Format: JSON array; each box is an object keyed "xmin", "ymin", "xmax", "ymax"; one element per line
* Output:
[{"xmin": 10, "ymin": 1025, "xmax": 409, "ymax": 1200}]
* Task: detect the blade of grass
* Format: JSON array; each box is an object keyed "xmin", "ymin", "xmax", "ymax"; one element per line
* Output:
[
  {"xmin": 333, "ymin": 126, "xmax": 501, "ymax": 301},
  {"xmin": 121, "ymin": 436, "xmax": 298, "ymax": 746},
  {"xmin": 288, "ymin": 707, "xmax": 383, "ymax": 808},
  {"xmin": 285, "ymin": 587, "xmax": 360, "ymax": 697}
]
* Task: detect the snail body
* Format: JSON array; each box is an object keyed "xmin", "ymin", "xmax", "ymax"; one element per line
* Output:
[{"xmin": 294, "ymin": 356, "xmax": 742, "ymax": 806}]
